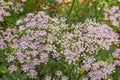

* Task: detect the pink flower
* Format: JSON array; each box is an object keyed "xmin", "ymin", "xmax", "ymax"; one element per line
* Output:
[
  {"xmin": 0, "ymin": 40, "xmax": 6, "ymax": 49},
  {"xmin": 31, "ymin": 50, "xmax": 38, "ymax": 57},
  {"xmin": 28, "ymin": 70, "xmax": 37, "ymax": 78},
  {"xmin": 114, "ymin": 60, "xmax": 120, "ymax": 66},
  {"xmin": 32, "ymin": 58, "xmax": 40, "ymax": 66},
  {"xmin": 8, "ymin": 65, "xmax": 17, "ymax": 73},
  {"xmin": 88, "ymin": 61, "xmax": 115, "ymax": 80},
  {"xmin": 21, "ymin": 64, "xmax": 29, "ymax": 72},
  {"xmin": 109, "ymin": 16, "xmax": 116, "ymax": 21},
  {"xmin": 112, "ymin": 20, "xmax": 119, "ymax": 26},
  {"xmin": 65, "ymin": 32, "xmax": 74, "ymax": 39},
  {"xmin": 111, "ymin": 6, "xmax": 119, "ymax": 13},
  {"xmin": 35, "ymin": 30, "xmax": 46, "ymax": 36},
  {"xmin": 19, "ymin": 26, "xmax": 25, "ymax": 31},
  {"xmin": 16, "ymin": 20, "xmax": 22, "ymax": 25},
  {"xmin": 112, "ymin": 48, "xmax": 120, "ymax": 58},
  {"xmin": 56, "ymin": 71, "xmax": 63, "ymax": 77},
  {"xmin": 45, "ymin": 76, "xmax": 51, "ymax": 80},
  {"xmin": 40, "ymin": 53, "xmax": 48, "ymax": 62},
  {"xmin": 62, "ymin": 76, "xmax": 68, "ymax": 80},
  {"xmin": 82, "ymin": 64, "xmax": 91, "ymax": 71},
  {"xmin": 6, "ymin": 55, "xmax": 15, "ymax": 62},
  {"xmin": 0, "ymin": 16, "xmax": 4, "ymax": 22},
  {"xmin": 82, "ymin": 78, "xmax": 88, "ymax": 80},
  {"xmin": 52, "ymin": 52, "xmax": 60, "ymax": 59},
  {"xmin": 104, "ymin": 6, "xmax": 120, "ymax": 27}
]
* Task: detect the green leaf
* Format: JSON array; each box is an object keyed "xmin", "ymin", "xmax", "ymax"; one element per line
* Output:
[
  {"xmin": 20, "ymin": 74, "xmax": 28, "ymax": 80},
  {"xmin": 48, "ymin": 0, "xmax": 55, "ymax": 3},
  {"xmin": 118, "ymin": 76, "xmax": 120, "ymax": 80},
  {"xmin": 103, "ymin": 47, "xmax": 116, "ymax": 54},
  {"xmin": 23, "ymin": 0, "xmax": 35, "ymax": 13},
  {"xmin": 14, "ymin": 0, "xmax": 21, "ymax": 2},
  {"xmin": 0, "ymin": 65, "xmax": 7, "ymax": 74},
  {"xmin": 3, "ymin": 75, "xmax": 12, "ymax": 80},
  {"xmin": 0, "ymin": 78, "xmax": 3, "ymax": 80}
]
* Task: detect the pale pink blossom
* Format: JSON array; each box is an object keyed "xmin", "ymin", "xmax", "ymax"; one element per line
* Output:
[
  {"xmin": 56, "ymin": 71, "xmax": 63, "ymax": 77},
  {"xmin": 28, "ymin": 70, "xmax": 37, "ymax": 78},
  {"xmin": 8, "ymin": 65, "xmax": 17, "ymax": 73},
  {"xmin": 62, "ymin": 76, "xmax": 68, "ymax": 80}
]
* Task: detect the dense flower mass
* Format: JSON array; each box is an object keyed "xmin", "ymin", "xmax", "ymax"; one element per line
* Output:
[
  {"xmin": 104, "ymin": 6, "xmax": 120, "ymax": 26},
  {"xmin": 0, "ymin": 0, "xmax": 27, "ymax": 22},
  {"xmin": 0, "ymin": 0, "xmax": 120, "ymax": 80},
  {"xmin": 83, "ymin": 60, "xmax": 115, "ymax": 80},
  {"xmin": 62, "ymin": 19, "xmax": 118, "ymax": 64},
  {"xmin": 5, "ymin": 10, "xmax": 119, "ymax": 79},
  {"xmin": 80, "ymin": 53, "xmax": 116, "ymax": 80},
  {"xmin": 7, "ymin": 11, "xmax": 68, "ymax": 78}
]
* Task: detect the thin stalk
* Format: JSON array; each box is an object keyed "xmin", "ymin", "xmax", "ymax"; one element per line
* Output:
[
  {"xmin": 95, "ymin": 1, "xmax": 105, "ymax": 21},
  {"xmin": 66, "ymin": 0, "xmax": 75, "ymax": 23}
]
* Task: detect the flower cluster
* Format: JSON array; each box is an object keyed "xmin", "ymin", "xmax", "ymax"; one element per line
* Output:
[
  {"xmin": 88, "ymin": 61, "xmax": 115, "ymax": 80},
  {"xmin": 0, "ymin": 0, "xmax": 27, "ymax": 22},
  {"xmin": 82, "ymin": 55, "xmax": 95, "ymax": 71},
  {"xmin": 9, "ymin": 0, "xmax": 27, "ymax": 12},
  {"xmin": 0, "ymin": 29, "xmax": 11, "ymax": 49},
  {"xmin": 112, "ymin": 48, "xmax": 120, "ymax": 66},
  {"xmin": 104, "ymin": 6, "xmax": 120, "ymax": 26},
  {"xmin": 7, "ymin": 11, "xmax": 68, "ymax": 78},
  {"xmin": 56, "ymin": 71, "xmax": 68, "ymax": 80},
  {"xmin": 62, "ymin": 19, "xmax": 118, "ymax": 64},
  {"xmin": 8, "ymin": 65, "xmax": 17, "ymax": 73},
  {"xmin": 82, "ymin": 58, "xmax": 115, "ymax": 80},
  {"xmin": 0, "ymin": 0, "xmax": 11, "ymax": 21},
  {"xmin": 45, "ymin": 70, "xmax": 68, "ymax": 80},
  {"xmin": 6, "ymin": 10, "xmax": 119, "ymax": 79}
]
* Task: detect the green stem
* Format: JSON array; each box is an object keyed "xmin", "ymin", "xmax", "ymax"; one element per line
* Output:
[
  {"xmin": 96, "ymin": 2, "xmax": 105, "ymax": 21},
  {"xmin": 66, "ymin": 0, "xmax": 75, "ymax": 23}
]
